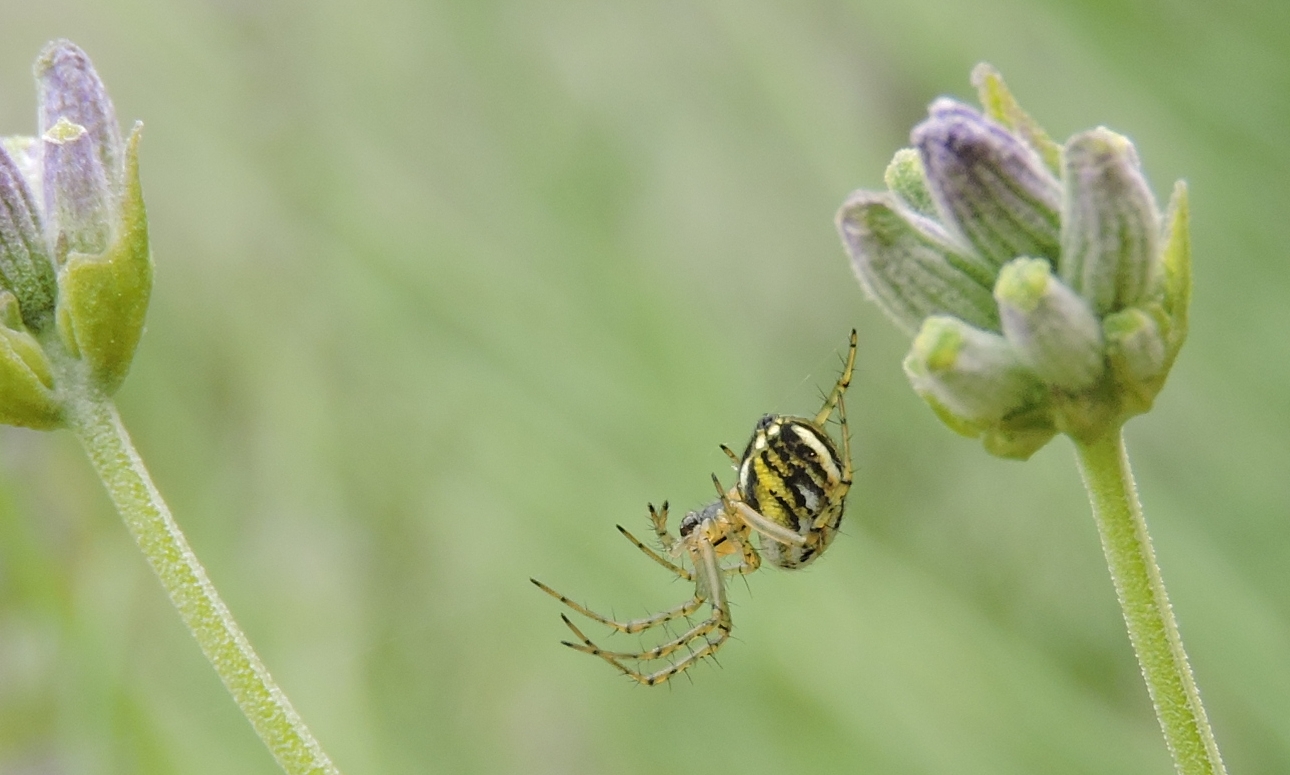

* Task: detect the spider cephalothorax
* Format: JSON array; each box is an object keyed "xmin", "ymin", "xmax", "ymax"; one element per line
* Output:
[{"xmin": 533, "ymin": 330, "xmax": 856, "ymax": 685}]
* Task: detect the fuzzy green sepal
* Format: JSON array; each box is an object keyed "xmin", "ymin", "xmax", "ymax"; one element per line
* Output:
[{"xmin": 55, "ymin": 123, "xmax": 150, "ymax": 395}]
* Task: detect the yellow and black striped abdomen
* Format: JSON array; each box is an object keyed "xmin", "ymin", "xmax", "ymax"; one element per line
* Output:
[{"xmin": 737, "ymin": 413, "xmax": 847, "ymax": 569}]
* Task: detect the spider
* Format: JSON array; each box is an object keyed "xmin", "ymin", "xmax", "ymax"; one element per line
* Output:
[{"xmin": 532, "ymin": 330, "xmax": 857, "ymax": 685}]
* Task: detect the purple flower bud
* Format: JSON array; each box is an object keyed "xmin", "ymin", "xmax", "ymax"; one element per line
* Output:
[
  {"xmin": 913, "ymin": 100, "xmax": 1062, "ymax": 269},
  {"xmin": 839, "ymin": 65, "xmax": 1192, "ymax": 452},
  {"xmin": 0, "ymin": 39, "xmax": 154, "ymax": 417},
  {"xmin": 43, "ymin": 118, "xmax": 113, "ymax": 255},
  {"xmin": 35, "ymin": 40, "xmax": 123, "ymax": 257},
  {"xmin": 36, "ymin": 40, "xmax": 122, "ymax": 195}
]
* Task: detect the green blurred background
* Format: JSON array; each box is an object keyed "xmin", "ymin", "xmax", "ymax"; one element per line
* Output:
[{"xmin": 0, "ymin": 0, "xmax": 1286, "ymax": 773}]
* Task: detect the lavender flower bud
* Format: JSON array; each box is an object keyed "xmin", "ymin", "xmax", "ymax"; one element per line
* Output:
[
  {"xmin": 995, "ymin": 257, "xmax": 1105, "ymax": 391},
  {"xmin": 0, "ymin": 39, "xmax": 154, "ymax": 425},
  {"xmin": 913, "ymin": 100, "xmax": 1062, "ymax": 269},
  {"xmin": 1060, "ymin": 128, "xmax": 1162, "ymax": 316},
  {"xmin": 35, "ymin": 40, "xmax": 151, "ymax": 397},
  {"xmin": 36, "ymin": 40, "xmax": 122, "ymax": 197},
  {"xmin": 837, "ymin": 64, "xmax": 1195, "ymax": 454},
  {"xmin": 43, "ymin": 117, "xmax": 112, "ymax": 255},
  {"xmin": 837, "ymin": 191, "xmax": 999, "ymax": 334},
  {"xmin": 904, "ymin": 315, "xmax": 1043, "ymax": 427}
]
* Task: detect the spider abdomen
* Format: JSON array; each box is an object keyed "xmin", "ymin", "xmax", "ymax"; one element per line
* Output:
[{"xmin": 738, "ymin": 415, "xmax": 848, "ymax": 569}]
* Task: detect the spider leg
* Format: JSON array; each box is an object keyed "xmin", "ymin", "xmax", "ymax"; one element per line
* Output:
[
  {"xmin": 560, "ymin": 604, "xmax": 714, "ymax": 662},
  {"xmin": 630, "ymin": 536, "xmax": 732, "ymax": 685},
  {"xmin": 720, "ymin": 444, "xmax": 741, "ymax": 468},
  {"xmin": 731, "ymin": 528, "xmax": 761, "ymax": 576},
  {"xmin": 558, "ymin": 529, "xmax": 735, "ymax": 686},
  {"xmin": 830, "ymin": 337, "xmax": 853, "ymax": 495},
  {"xmin": 531, "ymin": 579, "xmax": 702, "ymax": 634},
  {"xmin": 629, "ymin": 630, "xmax": 730, "ymax": 686},
  {"xmin": 617, "ymin": 524, "xmax": 693, "ymax": 581},
  {"xmin": 804, "ymin": 342, "xmax": 853, "ymax": 545},
  {"xmin": 731, "ymin": 498, "xmax": 806, "ymax": 546},
  {"xmin": 813, "ymin": 329, "xmax": 857, "ymax": 427},
  {"xmin": 714, "ymin": 522, "xmax": 760, "ymax": 578},
  {"xmin": 689, "ymin": 528, "xmax": 727, "ymax": 614},
  {"xmin": 648, "ymin": 502, "xmax": 682, "ymax": 555},
  {"xmin": 711, "ymin": 473, "xmax": 805, "ymax": 547}
]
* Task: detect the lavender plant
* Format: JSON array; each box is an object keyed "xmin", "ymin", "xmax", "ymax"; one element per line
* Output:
[
  {"xmin": 0, "ymin": 40, "xmax": 340, "ymax": 774},
  {"xmin": 837, "ymin": 65, "xmax": 1224, "ymax": 775}
]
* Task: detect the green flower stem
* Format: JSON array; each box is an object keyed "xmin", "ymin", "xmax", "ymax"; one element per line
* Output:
[
  {"xmin": 1073, "ymin": 428, "xmax": 1226, "ymax": 775},
  {"xmin": 46, "ymin": 337, "xmax": 341, "ymax": 775}
]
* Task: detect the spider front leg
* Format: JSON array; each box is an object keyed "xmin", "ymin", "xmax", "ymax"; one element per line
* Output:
[
  {"xmin": 803, "ymin": 334, "xmax": 854, "ymax": 546},
  {"xmin": 649, "ymin": 500, "xmax": 698, "ymax": 560},
  {"xmin": 617, "ymin": 500, "xmax": 756, "ymax": 582},
  {"xmin": 616, "ymin": 502, "xmax": 694, "ymax": 581},
  {"xmin": 804, "ymin": 326, "xmax": 856, "ymax": 543},
  {"xmin": 812, "ymin": 328, "xmax": 857, "ymax": 428},
  {"xmin": 615, "ymin": 526, "xmax": 693, "ymax": 581}
]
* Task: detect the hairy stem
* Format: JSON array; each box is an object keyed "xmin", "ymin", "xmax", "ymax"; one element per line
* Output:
[
  {"xmin": 49, "ymin": 341, "xmax": 340, "ymax": 775},
  {"xmin": 1073, "ymin": 429, "xmax": 1225, "ymax": 775}
]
